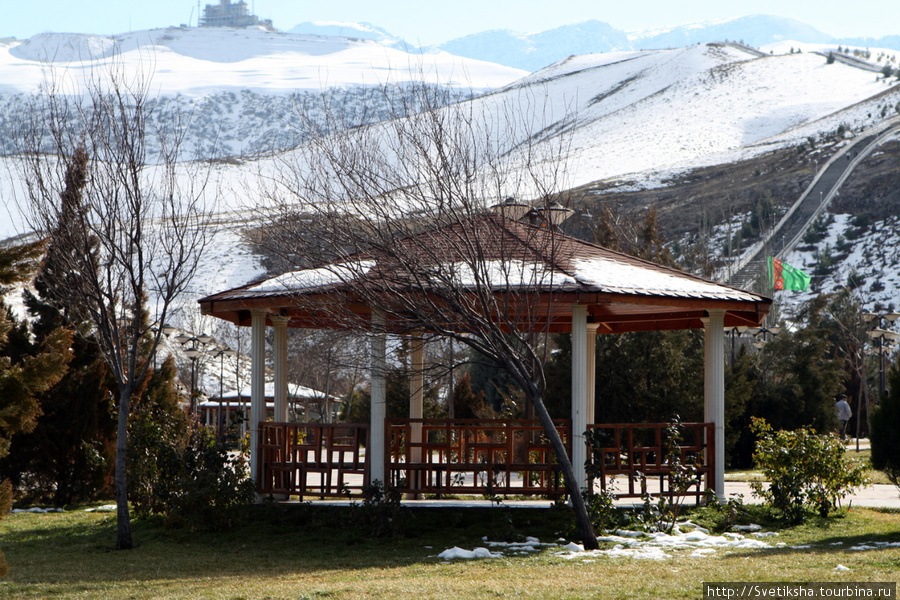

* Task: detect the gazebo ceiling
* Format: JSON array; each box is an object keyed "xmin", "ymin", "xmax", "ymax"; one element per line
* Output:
[{"xmin": 199, "ymin": 214, "xmax": 771, "ymax": 334}]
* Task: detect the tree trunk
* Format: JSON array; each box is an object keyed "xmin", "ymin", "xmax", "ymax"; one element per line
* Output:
[
  {"xmin": 115, "ymin": 386, "xmax": 133, "ymax": 550},
  {"xmin": 526, "ymin": 384, "xmax": 598, "ymax": 550}
]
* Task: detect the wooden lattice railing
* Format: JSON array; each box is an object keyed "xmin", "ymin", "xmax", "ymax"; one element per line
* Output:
[
  {"xmin": 585, "ymin": 422, "xmax": 714, "ymax": 500},
  {"xmin": 258, "ymin": 422, "xmax": 368, "ymax": 499},
  {"xmin": 386, "ymin": 418, "xmax": 570, "ymax": 498},
  {"xmin": 256, "ymin": 420, "xmax": 714, "ymax": 501}
]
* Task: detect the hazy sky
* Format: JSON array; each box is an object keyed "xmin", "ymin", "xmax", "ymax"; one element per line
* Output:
[{"xmin": 4, "ymin": 0, "xmax": 897, "ymax": 44}]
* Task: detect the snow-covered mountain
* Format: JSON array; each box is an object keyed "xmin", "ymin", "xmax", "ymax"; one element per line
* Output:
[
  {"xmin": 440, "ymin": 21, "xmax": 629, "ymax": 73},
  {"xmin": 0, "ymin": 27, "xmax": 525, "ymax": 159},
  {"xmin": 287, "ymin": 21, "xmax": 413, "ymax": 50},
  {"xmin": 1, "ymin": 26, "xmax": 899, "ymax": 318},
  {"xmin": 436, "ymin": 15, "xmax": 896, "ymax": 72}
]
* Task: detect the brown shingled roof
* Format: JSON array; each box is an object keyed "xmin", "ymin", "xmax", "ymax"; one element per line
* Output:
[{"xmin": 199, "ymin": 213, "xmax": 770, "ymax": 334}]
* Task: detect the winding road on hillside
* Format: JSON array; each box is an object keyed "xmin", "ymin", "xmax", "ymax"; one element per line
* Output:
[{"xmin": 724, "ymin": 117, "xmax": 900, "ymax": 291}]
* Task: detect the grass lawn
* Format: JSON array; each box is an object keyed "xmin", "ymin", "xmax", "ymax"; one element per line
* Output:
[{"xmin": 2, "ymin": 502, "xmax": 899, "ymax": 600}]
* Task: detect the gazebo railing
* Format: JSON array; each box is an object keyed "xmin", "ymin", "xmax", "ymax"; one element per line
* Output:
[
  {"xmin": 258, "ymin": 422, "xmax": 369, "ymax": 499},
  {"xmin": 585, "ymin": 422, "xmax": 714, "ymax": 500},
  {"xmin": 256, "ymin": 420, "xmax": 714, "ymax": 502},
  {"xmin": 386, "ymin": 418, "xmax": 570, "ymax": 498}
]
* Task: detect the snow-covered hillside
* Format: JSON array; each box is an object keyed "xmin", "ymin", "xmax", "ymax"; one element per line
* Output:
[
  {"xmin": 3, "ymin": 27, "xmax": 523, "ymax": 94},
  {"xmin": 3, "ymin": 30, "xmax": 900, "ymax": 320},
  {"xmin": 0, "ymin": 27, "xmax": 525, "ymax": 159},
  {"xmin": 421, "ymin": 43, "xmax": 900, "ymax": 190}
]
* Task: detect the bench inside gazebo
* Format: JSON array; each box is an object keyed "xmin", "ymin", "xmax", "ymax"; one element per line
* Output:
[{"xmin": 198, "ymin": 212, "xmax": 770, "ymax": 502}]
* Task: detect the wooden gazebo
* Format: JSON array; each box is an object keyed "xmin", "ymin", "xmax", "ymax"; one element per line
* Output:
[{"xmin": 199, "ymin": 213, "xmax": 771, "ymax": 500}]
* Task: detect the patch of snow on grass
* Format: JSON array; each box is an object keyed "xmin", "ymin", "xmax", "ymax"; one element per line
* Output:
[
  {"xmin": 560, "ymin": 527, "xmax": 772, "ymax": 561},
  {"xmin": 437, "ymin": 546, "xmax": 503, "ymax": 560}
]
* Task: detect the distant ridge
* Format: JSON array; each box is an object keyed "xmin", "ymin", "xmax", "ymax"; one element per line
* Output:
[{"xmin": 430, "ymin": 15, "xmax": 898, "ymax": 72}]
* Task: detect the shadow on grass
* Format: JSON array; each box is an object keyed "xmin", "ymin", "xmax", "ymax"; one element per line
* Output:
[
  {"xmin": 2, "ymin": 503, "xmax": 574, "ymax": 585},
  {"xmin": 716, "ymin": 507, "xmax": 900, "ymax": 560}
]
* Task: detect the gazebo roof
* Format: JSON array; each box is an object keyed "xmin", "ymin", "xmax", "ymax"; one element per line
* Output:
[{"xmin": 199, "ymin": 213, "xmax": 771, "ymax": 334}]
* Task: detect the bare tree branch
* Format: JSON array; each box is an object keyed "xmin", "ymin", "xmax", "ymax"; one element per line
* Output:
[
  {"xmin": 253, "ymin": 80, "xmax": 599, "ymax": 548},
  {"xmin": 14, "ymin": 57, "xmax": 217, "ymax": 550}
]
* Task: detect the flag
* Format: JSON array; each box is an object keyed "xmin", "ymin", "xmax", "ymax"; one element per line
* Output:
[{"xmin": 768, "ymin": 256, "xmax": 810, "ymax": 292}]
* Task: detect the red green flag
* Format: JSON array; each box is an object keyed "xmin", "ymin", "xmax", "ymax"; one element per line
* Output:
[{"xmin": 768, "ymin": 256, "xmax": 810, "ymax": 292}]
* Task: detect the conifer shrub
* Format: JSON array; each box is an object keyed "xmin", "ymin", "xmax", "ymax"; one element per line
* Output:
[{"xmin": 870, "ymin": 356, "xmax": 900, "ymax": 489}]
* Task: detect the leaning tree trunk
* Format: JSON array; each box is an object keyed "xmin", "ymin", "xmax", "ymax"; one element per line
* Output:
[
  {"xmin": 525, "ymin": 383, "xmax": 599, "ymax": 550},
  {"xmin": 114, "ymin": 385, "xmax": 133, "ymax": 550}
]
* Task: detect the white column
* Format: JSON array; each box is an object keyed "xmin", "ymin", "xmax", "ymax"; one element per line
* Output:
[
  {"xmin": 271, "ymin": 315, "xmax": 289, "ymax": 423},
  {"xmin": 249, "ymin": 309, "xmax": 267, "ymax": 484},
  {"xmin": 571, "ymin": 304, "xmax": 588, "ymax": 491},
  {"xmin": 586, "ymin": 323, "xmax": 599, "ymax": 427},
  {"xmin": 704, "ymin": 309, "xmax": 726, "ymax": 498},
  {"xmin": 369, "ymin": 310, "xmax": 387, "ymax": 485},
  {"xmin": 409, "ymin": 333, "xmax": 425, "ymax": 495}
]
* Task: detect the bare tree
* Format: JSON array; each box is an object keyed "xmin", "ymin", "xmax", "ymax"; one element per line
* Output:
[
  {"xmin": 258, "ymin": 82, "xmax": 600, "ymax": 548},
  {"xmin": 15, "ymin": 62, "xmax": 215, "ymax": 549}
]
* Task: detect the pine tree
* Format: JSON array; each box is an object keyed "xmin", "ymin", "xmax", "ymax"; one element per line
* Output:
[
  {"xmin": 870, "ymin": 354, "xmax": 900, "ymax": 485},
  {"xmin": 0, "ymin": 241, "xmax": 73, "ymax": 577}
]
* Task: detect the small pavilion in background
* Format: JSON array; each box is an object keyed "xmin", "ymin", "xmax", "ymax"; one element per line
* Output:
[
  {"xmin": 199, "ymin": 211, "xmax": 771, "ymax": 501},
  {"xmin": 200, "ymin": 382, "xmax": 341, "ymax": 432}
]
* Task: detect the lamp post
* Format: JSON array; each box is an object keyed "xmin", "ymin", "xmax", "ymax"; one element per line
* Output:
[
  {"xmin": 865, "ymin": 312, "xmax": 900, "ymax": 397},
  {"xmin": 183, "ymin": 344, "xmax": 201, "ymax": 414},
  {"xmin": 747, "ymin": 325, "xmax": 780, "ymax": 350},
  {"xmin": 179, "ymin": 332, "xmax": 213, "ymax": 415},
  {"xmin": 211, "ymin": 346, "xmax": 234, "ymax": 440},
  {"xmin": 728, "ymin": 326, "xmax": 749, "ymax": 368}
]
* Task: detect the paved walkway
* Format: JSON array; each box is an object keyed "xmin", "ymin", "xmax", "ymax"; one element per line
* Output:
[
  {"xmin": 721, "ymin": 481, "xmax": 900, "ymax": 509},
  {"xmin": 293, "ymin": 482, "xmax": 900, "ymax": 510}
]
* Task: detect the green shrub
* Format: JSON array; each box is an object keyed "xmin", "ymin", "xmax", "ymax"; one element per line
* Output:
[
  {"xmin": 129, "ymin": 412, "xmax": 254, "ymax": 531},
  {"xmin": 160, "ymin": 427, "xmax": 256, "ymax": 531},
  {"xmin": 749, "ymin": 418, "xmax": 868, "ymax": 523},
  {"xmin": 583, "ymin": 487, "xmax": 626, "ymax": 533},
  {"xmin": 351, "ymin": 480, "xmax": 406, "ymax": 538}
]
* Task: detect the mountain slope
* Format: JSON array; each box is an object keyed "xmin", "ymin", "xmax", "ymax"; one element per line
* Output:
[
  {"xmin": 440, "ymin": 21, "xmax": 629, "ymax": 72},
  {"xmin": 488, "ymin": 44, "xmax": 896, "ymax": 187},
  {"xmin": 0, "ymin": 27, "xmax": 526, "ymax": 161},
  {"xmin": 437, "ymin": 15, "xmax": 899, "ymax": 72},
  {"xmin": 4, "ymin": 27, "xmax": 525, "ymax": 95},
  {"xmin": 2, "ymin": 32, "xmax": 900, "ymax": 317}
]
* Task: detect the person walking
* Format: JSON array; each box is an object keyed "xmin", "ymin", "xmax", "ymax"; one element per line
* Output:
[{"xmin": 835, "ymin": 394, "xmax": 852, "ymax": 441}]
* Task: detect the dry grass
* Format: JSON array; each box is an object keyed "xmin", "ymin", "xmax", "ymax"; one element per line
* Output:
[{"xmin": 1, "ymin": 504, "xmax": 899, "ymax": 600}]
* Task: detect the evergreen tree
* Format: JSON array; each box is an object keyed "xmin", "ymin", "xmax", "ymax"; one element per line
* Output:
[
  {"xmin": 468, "ymin": 348, "xmax": 524, "ymax": 415},
  {"xmin": 0, "ymin": 241, "xmax": 73, "ymax": 577},
  {"xmin": 339, "ymin": 367, "xmax": 443, "ymax": 422},
  {"xmin": 870, "ymin": 353, "xmax": 900, "ymax": 485},
  {"xmin": 1, "ymin": 146, "xmax": 118, "ymax": 505},
  {"xmin": 451, "ymin": 372, "xmax": 489, "ymax": 419},
  {"xmin": 127, "ymin": 356, "xmax": 190, "ymax": 515},
  {"xmin": 729, "ymin": 296, "xmax": 846, "ymax": 468}
]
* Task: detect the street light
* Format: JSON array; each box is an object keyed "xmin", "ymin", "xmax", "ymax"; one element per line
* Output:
[
  {"xmin": 747, "ymin": 325, "xmax": 780, "ymax": 350},
  {"xmin": 183, "ymin": 344, "xmax": 201, "ymax": 414},
  {"xmin": 211, "ymin": 346, "xmax": 235, "ymax": 440},
  {"xmin": 178, "ymin": 332, "xmax": 212, "ymax": 415},
  {"xmin": 728, "ymin": 326, "xmax": 749, "ymax": 368},
  {"xmin": 865, "ymin": 312, "xmax": 900, "ymax": 397}
]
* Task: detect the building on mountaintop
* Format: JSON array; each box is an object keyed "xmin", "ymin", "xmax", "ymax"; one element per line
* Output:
[{"xmin": 199, "ymin": 0, "xmax": 274, "ymax": 30}]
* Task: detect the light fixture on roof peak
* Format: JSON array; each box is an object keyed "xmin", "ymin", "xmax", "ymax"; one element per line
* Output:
[
  {"xmin": 536, "ymin": 201, "xmax": 575, "ymax": 227},
  {"xmin": 490, "ymin": 197, "xmax": 532, "ymax": 222}
]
